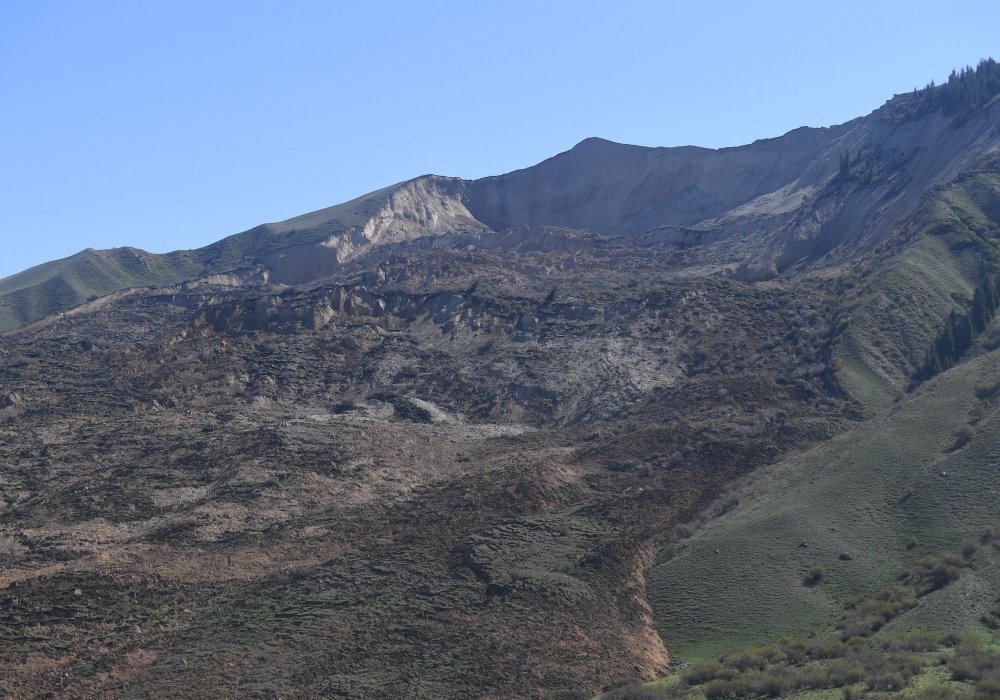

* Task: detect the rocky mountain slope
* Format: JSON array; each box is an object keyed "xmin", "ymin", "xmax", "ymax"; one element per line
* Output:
[
  {"xmin": 2, "ymin": 62, "xmax": 1000, "ymax": 698},
  {"xmin": 5, "ymin": 66, "xmax": 1000, "ymax": 332}
]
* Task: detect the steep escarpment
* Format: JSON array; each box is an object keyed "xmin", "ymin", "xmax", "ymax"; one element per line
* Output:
[
  {"xmin": 256, "ymin": 176, "xmax": 491, "ymax": 284},
  {"xmin": 463, "ymin": 128, "xmax": 846, "ymax": 234}
]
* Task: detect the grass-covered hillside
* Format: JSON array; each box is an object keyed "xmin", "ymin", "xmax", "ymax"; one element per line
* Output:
[
  {"xmin": 648, "ymin": 337, "xmax": 1000, "ymax": 667},
  {"xmin": 833, "ymin": 161, "xmax": 1000, "ymax": 413},
  {"xmin": 0, "ymin": 247, "xmax": 208, "ymax": 332}
]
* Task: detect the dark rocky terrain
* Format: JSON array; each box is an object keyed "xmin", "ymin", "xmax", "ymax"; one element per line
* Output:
[{"xmin": 3, "ymin": 63, "xmax": 1000, "ymax": 698}]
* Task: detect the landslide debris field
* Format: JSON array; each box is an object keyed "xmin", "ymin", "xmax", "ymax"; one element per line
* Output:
[{"xmin": 0, "ymin": 242, "xmax": 848, "ymax": 698}]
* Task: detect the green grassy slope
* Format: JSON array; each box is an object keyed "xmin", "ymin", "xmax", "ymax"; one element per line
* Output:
[
  {"xmin": 648, "ymin": 343, "xmax": 1000, "ymax": 664},
  {"xmin": 0, "ymin": 184, "xmax": 402, "ymax": 332},
  {"xmin": 0, "ymin": 247, "xmax": 207, "ymax": 332},
  {"xmin": 833, "ymin": 165, "xmax": 1000, "ymax": 413}
]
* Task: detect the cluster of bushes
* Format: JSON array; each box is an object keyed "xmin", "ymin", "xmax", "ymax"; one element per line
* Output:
[
  {"xmin": 836, "ymin": 552, "xmax": 970, "ymax": 639},
  {"xmin": 980, "ymin": 526, "xmax": 1000, "ymax": 547},
  {"xmin": 941, "ymin": 636, "xmax": 1000, "ymax": 699},
  {"xmin": 981, "ymin": 599, "xmax": 1000, "ymax": 630},
  {"xmin": 604, "ymin": 630, "xmax": 1000, "ymax": 699},
  {"xmin": 652, "ymin": 634, "xmax": 939, "ymax": 698}
]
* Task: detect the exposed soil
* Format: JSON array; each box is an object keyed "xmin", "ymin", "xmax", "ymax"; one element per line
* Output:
[{"xmin": 0, "ymin": 239, "xmax": 852, "ymax": 698}]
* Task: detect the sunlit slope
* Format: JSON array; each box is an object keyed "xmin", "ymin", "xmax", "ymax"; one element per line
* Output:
[
  {"xmin": 649, "ymin": 342, "xmax": 1000, "ymax": 661},
  {"xmin": 834, "ymin": 164, "xmax": 1000, "ymax": 412},
  {"xmin": 0, "ymin": 247, "xmax": 207, "ymax": 332}
]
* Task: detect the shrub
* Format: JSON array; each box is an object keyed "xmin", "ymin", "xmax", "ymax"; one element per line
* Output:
[
  {"xmin": 839, "ymin": 617, "xmax": 882, "ymax": 640},
  {"xmin": 975, "ymin": 380, "xmax": 1000, "ymax": 401},
  {"xmin": 887, "ymin": 652, "xmax": 927, "ymax": 676},
  {"xmin": 551, "ymin": 559, "xmax": 576, "ymax": 573},
  {"xmin": 264, "ymin": 570, "xmax": 291, "ymax": 585},
  {"xmin": 951, "ymin": 655, "xmax": 988, "ymax": 682},
  {"xmin": 825, "ymin": 659, "xmax": 866, "ymax": 687},
  {"xmin": 810, "ymin": 637, "xmax": 851, "ymax": 659},
  {"xmin": 913, "ymin": 687, "xmax": 959, "ymax": 699},
  {"xmin": 794, "ymin": 659, "xmax": 864, "ymax": 690},
  {"xmin": 604, "ymin": 682, "xmax": 665, "ymax": 700},
  {"xmin": 750, "ymin": 669, "xmax": 794, "ymax": 697},
  {"xmin": 969, "ymin": 403, "xmax": 987, "ymax": 424},
  {"xmin": 662, "ymin": 542, "xmax": 679, "ymax": 561},
  {"xmin": 477, "ymin": 337, "xmax": 497, "ymax": 355},
  {"xmin": 805, "ymin": 564, "xmax": 827, "ymax": 584},
  {"xmin": 288, "ymin": 565, "xmax": 317, "ymax": 581},
  {"xmin": 0, "ymin": 534, "xmax": 26, "ymax": 557},
  {"xmin": 940, "ymin": 631, "xmax": 964, "ymax": 647},
  {"xmin": 902, "ymin": 556, "xmax": 964, "ymax": 594},
  {"xmin": 949, "ymin": 651, "xmax": 1000, "ymax": 682},
  {"xmin": 147, "ymin": 519, "xmax": 200, "ymax": 543},
  {"xmin": 843, "ymin": 595, "xmax": 864, "ymax": 609},
  {"xmin": 756, "ymin": 646, "xmax": 788, "ymax": 664},
  {"xmin": 882, "ymin": 630, "xmax": 944, "ymax": 652},
  {"xmin": 865, "ymin": 672, "xmax": 907, "ymax": 691},
  {"xmin": 674, "ymin": 524, "xmax": 695, "ymax": 539},
  {"xmin": 954, "ymin": 634, "xmax": 988, "ymax": 656},
  {"xmin": 332, "ymin": 398, "xmax": 358, "ymax": 413},
  {"xmin": 982, "ymin": 601, "xmax": 1000, "ymax": 629},
  {"xmin": 950, "ymin": 425, "xmax": 976, "ymax": 450},
  {"xmin": 721, "ymin": 648, "xmax": 772, "ymax": 672},
  {"xmin": 838, "ymin": 584, "xmax": 922, "ymax": 638},
  {"xmin": 704, "ymin": 678, "xmax": 752, "ymax": 699},
  {"xmin": 682, "ymin": 659, "xmax": 724, "ymax": 685},
  {"xmin": 776, "ymin": 637, "xmax": 808, "ymax": 664},
  {"xmin": 509, "ymin": 567, "xmax": 530, "ymax": 582},
  {"xmin": 975, "ymin": 679, "xmax": 1000, "ymax": 699}
]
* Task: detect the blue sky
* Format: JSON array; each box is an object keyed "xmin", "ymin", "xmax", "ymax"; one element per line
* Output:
[{"xmin": 2, "ymin": 1, "xmax": 998, "ymax": 278}]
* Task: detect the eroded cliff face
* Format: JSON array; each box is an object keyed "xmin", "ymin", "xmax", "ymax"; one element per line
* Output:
[{"xmin": 260, "ymin": 176, "xmax": 491, "ymax": 284}]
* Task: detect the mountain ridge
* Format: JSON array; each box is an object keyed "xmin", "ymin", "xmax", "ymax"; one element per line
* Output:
[{"xmin": 4, "ymin": 72, "xmax": 1000, "ymax": 332}]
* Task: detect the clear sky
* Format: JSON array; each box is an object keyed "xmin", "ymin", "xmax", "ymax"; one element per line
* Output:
[{"xmin": 2, "ymin": 1, "xmax": 998, "ymax": 279}]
